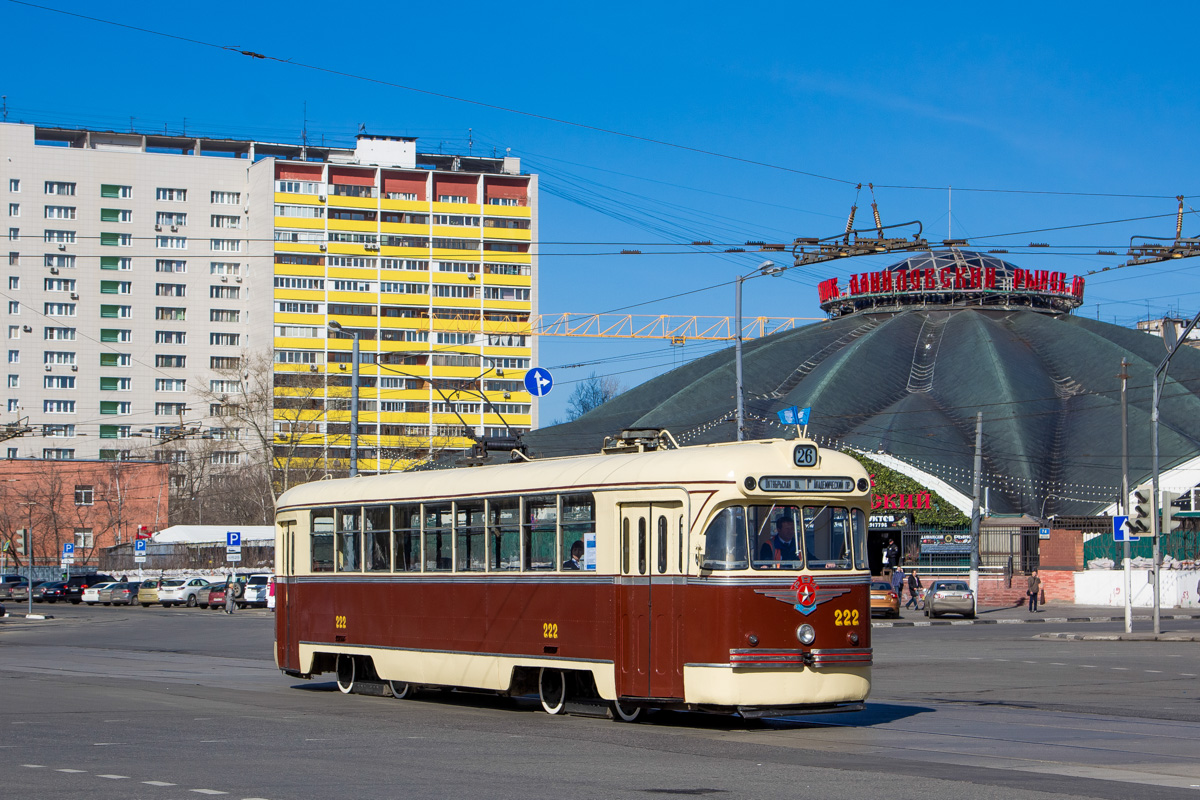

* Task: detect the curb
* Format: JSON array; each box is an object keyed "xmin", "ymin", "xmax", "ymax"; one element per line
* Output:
[
  {"xmin": 0, "ymin": 613, "xmax": 54, "ymax": 620},
  {"xmin": 873, "ymin": 614, "xmax": 1199, "ymax": 628},
  {"xmin": 1035, "ymin": 632, "xmax": 1200, "ymax": 642}
]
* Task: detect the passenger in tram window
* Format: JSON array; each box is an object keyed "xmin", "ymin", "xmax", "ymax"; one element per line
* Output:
[
  {"xmin": 562, "ymin": 540, "xmax": 584, "ymax": 570},
  {"xmin": 759, "ymin": 516, "xmax": 799, "ymax": 563}
]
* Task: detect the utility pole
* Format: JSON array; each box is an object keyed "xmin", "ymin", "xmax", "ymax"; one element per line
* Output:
[
  {"xmin": 969, "ymin": 412, "xmax": 982, "ymax": 606},
  {"xmin": 1120, "ymin": 358, "xmax": 1132, "ymax": 633},
  {"xmin": 734, "ymin": 261, "xmax": 778, "ymax": 441}
]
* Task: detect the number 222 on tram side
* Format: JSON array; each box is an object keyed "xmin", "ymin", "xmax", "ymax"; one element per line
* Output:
[{"xmin": 273, "ymin": 437, "xmax": 873, "ymax": 720}]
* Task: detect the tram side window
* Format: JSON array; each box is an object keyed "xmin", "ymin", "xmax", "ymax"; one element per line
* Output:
[
  {"xmin": 336, "ymin": 507, "xmax": 362, "ymax": 572},
  {"xmin": 489, "ymin": 498, "xmax": 520, "ymax": 571},
  {"xmin": 657, "ymin": 516, "xmax": 668, "ymax": 574},
  {"xmin": 393, "ymin": 504, "xmax": 420, "ymax": 572},
  {"xmin": 851, "ymin": 508, "xmax": 868, "ymax": 571},
  {"xmin": 524, "ymin": 495, "xmax": 556, "ymax": 570},
  {"xmin": 750, "ymin": 505, "xmax": 803, "ymax": 569},
  {"xmin": 311, "ymin": 509, "xmax": 335, "ymax": 572},
  {"xmin": 700, "ymin": 506, "xmax": 747, "ymax": 570},
  {"xmin": 364, "ymin": 505, "xmax": 391, "ymax": 572},
  {"xmin": 804, "ymin": 505, "xmax": 852, "ymax": 570},
  {"xmin": 560, "ymin": 493, "xmax": 594, "ymax": 571},
  {"xmin": 424, "ymin": 504, "xmax": 452, "ymax": 571},
  {"xmin": 456, "ymin": 503, "xmax": 486, "ymax": 572}
]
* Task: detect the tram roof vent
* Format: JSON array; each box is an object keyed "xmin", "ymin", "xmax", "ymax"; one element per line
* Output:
[{"xmin": 601, "ymin": 428, "xmax": 679, "ymax": 454}]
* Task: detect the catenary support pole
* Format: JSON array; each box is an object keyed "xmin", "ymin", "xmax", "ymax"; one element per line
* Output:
[
  {"xmin": 969, "ymin": 412, "xmax": 982, "ymax": 608},
  {"xmin": 1120, "ymin": 359, "xmax": 1132, "ymax": 634},
  {"xmin": 735, "ymin": 275, "xmax": 745, "ymax": 441}
]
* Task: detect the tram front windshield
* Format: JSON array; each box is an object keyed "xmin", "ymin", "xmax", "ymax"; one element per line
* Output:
[{"xmin": 700, "ymin": 504, "xmax": 856, "ymax": 571}]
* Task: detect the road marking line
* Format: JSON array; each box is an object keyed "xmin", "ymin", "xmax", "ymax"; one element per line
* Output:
[
  {"xmin": 1112, "ymin": 667, "xmax": 1129, "ymax": 670},
  {"xmin": 1022, "ymin": 660, "xmax": 1037, "ymax": 664},
  {"xmin": 56, "ymin": 769, "xmax": 86, "ymax": 773},
  {"xmin": 1080, "ymin": 665, "xmax": 1097, "ymax": 668},
  {"xmin": 189, "ymin": 790, "xmax": 228, "ymax": 795},
  {"xmin": 1050, "ymin": 662, "xmax": 1067, "ymax": 665},
  {"xmin": 1182, "ymin": 673, "xmax": 1197, "ymax": 677},
  {"xmin": 144, "ymin": 781, "xmax": 177, "ymax": 786},
  {"xmin": 21, "ymin": 764, "xmax": 45, "ymax": 768},
  {"xmin": 199, "ymin": 740, "xmax": 228, "ymax": 743},
  {"xmin": 993, "ymin": 659, "xmax": 1010, "ymax": 662},
  {"xmin": 97, "ymin": 774, "xmax": 129, "ymax": 779},
  {"xmin": 93, "ymin": 742, "xmax": 120, "ymax": 746},
  {"xmin": 1145, "ymin": 670, "xmax": 1163, "ymax": 673}
]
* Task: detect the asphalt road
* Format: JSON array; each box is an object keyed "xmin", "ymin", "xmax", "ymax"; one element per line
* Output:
[{"xmin": 2, "ymin": 604, "xmax": 1199, "ymax": 800}]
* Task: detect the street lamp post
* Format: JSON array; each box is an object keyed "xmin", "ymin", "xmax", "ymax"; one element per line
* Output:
[
  {"xmin": 734, "ymin": 261, "xmax": 778, "ymax": 441},
  {"xmin": 327, "ymin": 321, "xmax": 359, "ymax": 477}
]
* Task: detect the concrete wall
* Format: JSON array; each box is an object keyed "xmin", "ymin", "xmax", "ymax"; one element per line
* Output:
[{"xmin": 1074, "ymin": 569, "xmax": 1200, "ymax": 608}]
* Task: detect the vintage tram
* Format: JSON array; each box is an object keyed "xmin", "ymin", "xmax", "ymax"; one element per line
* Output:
[{"xmin": 273, "ymin": 432, "xmax": 873, "ymax": 719}]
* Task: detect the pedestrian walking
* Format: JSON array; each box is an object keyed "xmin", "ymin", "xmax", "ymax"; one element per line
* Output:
[
  {"xmin": 891, "ymin": 564, "xmax": 905, "ymax": 600},
  {"xmin": 1027, "ymin": 569, "xmax": 1042, "ymax": 612},
  {"xmin": 905, "ymin": 570, "xmax": 923, "ymax": 609},
  {"xmin": 225, "ymin": 575, "xmax": 237, "ymax": 614}
]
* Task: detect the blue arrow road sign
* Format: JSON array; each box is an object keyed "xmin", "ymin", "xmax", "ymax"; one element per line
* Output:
[
  {"xmin": 1113, "ymin": 514, "xmax": 1139, "ymax": 542},
  {"xmin": 227, "ymin": 531, "xmax": 241, "ymax": 548},
  {"xmin": 524, "ymin": 367, "xmax": 554, "ymax": 397},
  {"xmin": 62, "ymin": 542, "xmax": 75, "ymax": 556},
  {"xmin": 134, "ymin": 539, "xmax": 147, "ymax": 553}
]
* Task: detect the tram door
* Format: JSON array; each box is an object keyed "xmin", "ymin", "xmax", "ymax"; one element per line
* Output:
[
  {"xmin": 618, "ymin": 503, "xmax": 684, "ymax": 700},
  {"xmin": 277, "ymin": 517, "xmax": 297, "ymax": 671}
]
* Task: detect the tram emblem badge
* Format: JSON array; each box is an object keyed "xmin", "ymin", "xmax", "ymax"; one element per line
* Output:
[{"xmin": 755, "ymin": 576, "xmax": 850, "ymax": 616}]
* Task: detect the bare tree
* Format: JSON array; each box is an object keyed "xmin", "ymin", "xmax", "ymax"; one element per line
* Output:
[{"xmin": 565, "ymin": 372, "xmax": 624, "ymax": 421}]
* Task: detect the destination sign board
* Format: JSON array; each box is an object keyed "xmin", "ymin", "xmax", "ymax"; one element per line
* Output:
[{"xmin": 759, "ymin": 476, "xmax": 854, "ymax": 493}]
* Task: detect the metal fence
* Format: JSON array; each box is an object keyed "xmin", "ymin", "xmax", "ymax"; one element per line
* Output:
[
  {"xmin": 102, "ymin": 542, "xmax": 273, "ymax": 573},
  {"xmin": 899, "ymin": 526, "xmax": 1041, "ymax": 573}
]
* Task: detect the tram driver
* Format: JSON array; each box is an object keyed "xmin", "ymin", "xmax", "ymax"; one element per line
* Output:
[
  {"xmin": 759, "ymin": 515, "xmax": 799, "ymax": 563},
  {"xmin": 562, "ymin": 540, "xmax": 585, "ymax": 570}
]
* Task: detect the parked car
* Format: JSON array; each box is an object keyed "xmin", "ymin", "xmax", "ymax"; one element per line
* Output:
[
  {"xmin": 0, "ymin": 577, "xmax": 29, "ymax": 600},
  {"xmin": 196, "ymin": 579, "xmax": 225, "ymax": 609},
  {"xmin": 38, "ymin": 581, "xmax": 67, "ymax": 603},
  {"xmin": 137, "ymin": 578, "xmax": 164, "ymax": 607},
  {"xmin": 925, "ymin": 580, "xmax": 976, "ymax": 619},
  {"xmin": 870, "ymin": 580, "xmax": 901, "ymax": 618},
  {"xmin": 242, "ymin": 574, "xmax": 273, "ymax": 608},
  {"xmin": 30, "ymin": 581, "xmax": 54, "ymax": 602},
  {"xmin": 158, "ymin": 577, "xmax": 211, "ymax": 608},
  {"xmin": 63, "ymin": 574, "xmax": 116, "ymax": 604},
  {"xmin": 82, "ymin": 582, "xmax": 119, "ymax": 605},
  {"xmin": 108, "ymin": 582, "xmax": 139, "ymax": 606},
  {"xmin": 207, "ymin": 583, "xmax": 227, "ymax": 610}
]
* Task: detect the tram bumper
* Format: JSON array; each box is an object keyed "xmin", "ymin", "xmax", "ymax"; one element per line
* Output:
[{"xmin": 683, "ymin": 648, "xmax": 871, "ymax": 710}]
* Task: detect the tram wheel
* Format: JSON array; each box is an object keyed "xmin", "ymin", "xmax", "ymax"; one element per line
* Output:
[
  {"xmin": 611, "ymin": 698, "xmax": 642, "ymax": 723},
  {"xmin": 335, "ymin": 654, "xmax": 356, "ymax": 694},
  {"xmin": 538, "ymin": 668, "xmax": 567, "ymax": 715},
  {"xmin": 389, "ymin": 680, "xmax": 412, "ymax": 699}
]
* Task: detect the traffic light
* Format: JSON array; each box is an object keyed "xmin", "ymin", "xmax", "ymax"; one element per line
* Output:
[
  {"xmin": 1162, "ymin": 490, "xmax": 1183, "ymax": 534},
  {"xmin": 1129, "ymin": 483, "xmax": 1154, "ymax": 535}
]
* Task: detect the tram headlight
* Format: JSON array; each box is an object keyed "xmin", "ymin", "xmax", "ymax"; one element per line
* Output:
[{"xmin": 796, "ymin": 624, "xmax": 816, "ymax": 645}]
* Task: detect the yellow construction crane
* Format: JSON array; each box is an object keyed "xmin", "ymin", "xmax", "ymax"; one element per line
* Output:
[{"xmin": 529, "ymin": 313, "xmax": 821, "ymax": 341}]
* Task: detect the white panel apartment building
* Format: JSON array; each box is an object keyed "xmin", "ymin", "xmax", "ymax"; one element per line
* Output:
[{"xmin": 0, "ymin": 122, "xmax": 536, "ymax": 471}]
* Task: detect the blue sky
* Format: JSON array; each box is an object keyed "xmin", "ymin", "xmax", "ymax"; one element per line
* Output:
[{"xmin": 4, "ymin": 0, "xmax": 1199, "ymax": 421}]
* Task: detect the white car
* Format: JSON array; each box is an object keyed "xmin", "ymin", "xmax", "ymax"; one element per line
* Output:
[
  {"xmin": 242, "ymin": 574, "xmax": 273, "ymax": 608},
  {"xmin": 157, "ymin": 577, "xmax": 211, "ymax": 608},
  {"xmin": 81, "ymin": 582, "xmax": 119, "ymax": 605}
]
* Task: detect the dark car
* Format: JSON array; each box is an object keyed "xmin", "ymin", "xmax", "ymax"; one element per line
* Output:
[
  {"xmin": 0, "ymin": 578, "xmax": 30, "ymax": 601},
  {"xmin": 38, "ymin": 581, "xmax": 67, "ymax": 603},
  {"xmin": 108, "ymin": 582, "xmax": 139, "ymax": 606},
  {"xmin": 62, "ymin": 573, "xmax": 115, "ymax": 604}
]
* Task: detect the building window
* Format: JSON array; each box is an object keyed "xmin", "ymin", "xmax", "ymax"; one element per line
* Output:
[
  {"xmin": 100, "ymin": 280, "xmax": 132, "ymax": 294},
  {"xmin": 211, "ymin": 356, "xmax": 240, "ymax": 370},
  {"xmin": 211, "ymin": 191, "xmax": 241, "ymax": 204},
  {"xmin": 155, "ymin": 378, "xmax": 186, "ymax": 392},
  {"xmin": 43, "ymin": 230, "xmax": 75, "ymax": 243},
  {"xmin": 44, "ymin": 399, "xmax": 76, "ymax": 413},
  {"xmin": 74, "ymin": 485, "xmax": 94, "ymax": 505},
  {"xmin": 155, "ymin": 402, "xmax": 187, "ymax": 416},
  {"xmin": 43, "ymin": 448, "xmax": 75, "ymax": 460},
  {"xmin": 101, "ymin": 184, "xmax": 132, "ymax": 199},
  {"xmin": 44, "ymin": 302, "xmax": 76, "ymax": 316},
  {"xmin": 156, "ymin": 355, "xmax": 185, "ymax": 368},
  {"xmin": 43, "ymin": 327, "xmax": 76, "ymax": 340},
  {"xmin": 99, "ymin": 352, "xmax": 131, "ymax": 366},
  {"xmin": 99, "ymin": 377, "xmax": 131, "ymax": 391},
  {"xmin": 44, "ymin": 375, "xmax": 75, "ymax": 389},
  {"xmin": 210, "ymin": 262, "xmax": 240, "ymax": 275},
  {"xmin": 6, "ymin": 399, "xmax": 16, "ymax": 412},
  {"xmin": 100, "ymin": 304, "xmax": 131, "ymax": 318},
  {"xmin": 44, "ymin": 206, "xmax": 76, "ymax": 220},
  {"xmin": 43, "ymin": 424, "xmax": 75, "ymax": 437},
  {"xmin": 44, "ymin": 278, "xmax": 74, "ymax": 291},
  {"xmin": 437, "ymin": 195, "xmax": 469, "ymax": 204},
  {"xmin": 99, "ymin": 401, "xmax": 132, "ymax": 415},
  {"xmin": 156, "ymin": 188, "xmax": 187, "ymax": 202},
  {"xmin": 274, "ymin": 204, "xmax": 324, "ymax": 219},
  {"xmin": 156, "ymin": 236, "xmax": 187, "ymax": 249},
  {"xmin": 7, "ymin": 301, "xmax": 18, "ymax": 314},
  {"xmin": 155, "ymin": 331, "xmax": 186, "ymax": 344},
  {"xmin": 43, "ymin": 351, "xmax": 75, "ymax": 365},
  {"xmin": 74, "ymin": 529, "xmax": 94, "ymax": 548},
  {"xmin": 211, "ymin": 451, "xmax": 241, "ymax": 465},
  {"xmin": 210, "ymin": 332, "xmax": 240, "ymax": 346},
  {"xmin": 6, "ymin": 326, "xmax": 16, "ymax": 339},
  {"xmin": 99, "ymin": 208, "xmax": 132, "ymax": 223},
  {"xmin": 210, "ymin": 285, "xmax": 240, "ymax": 299},
  {"xmin": 7, "ymin": 204, "xmax": 18, "ymax": 217},
  {"xmin": 210, "ymin": 215, "xmax": 240, "ymax": 229},
  {"xmin": 8, "ymin": 179, "xmax": 18, "ymax": 193},
  {"xmin": 100, "ymin": 232, "xmax": 132, "ymax": 247},
  {"xmin": 156, "ymin": 283, "xmax": 186, "ymax": 297},
  {"xmin": 156, "ymin": 211, "xmax": 187, "ymax": 227},
  {"xmin": 6, "ymin": 447, "xmax": 15, "ymax": 458},
  {"xmin": 7, "ymin": 350, "xmax": 17, "ymax": 363},
  {"xmin": 275, "ymin": 180, "xmax": 321, "ymax": 194},
  {"xmin": 210, "ymin": 238, "xmax": 241, "ymax": 252},
  {"xmin": 155, "ymin": 308, "xmax": 186, "ymax": 321},
  {"xmin": 210, "ymin": 309, "xmax": 240, "ymax": 323},
  {"xmin": 99, "ymin": 328, "xmax": 131, "ymax": 343},
  {"xmin": 5, "ymin": 374, "xmax": 15, "ymax": 388},
  {"xmin": 7, "ymin": 228, "xmax": 17, "ymax": 241},
  {"xmin": 274, "ymin": 301, "xmax": 321, "ymax": 314},
  {"xmin": 209, "ymin": 379, "xmax": 242, "ymax": 394},
  {"xmin": 99, "ymin": 256, "xmax": 130, "ymax": 270},
  {"xmin": 44, "ymin": 181, "xmax": 76, "ymax": 196},
  {"xmin": 7, "ymin": 253, "xmax": 16, "ymax": 266},
  {"xmin": 99, "ymin": 425, "xmax": 130, "ymax": 439}
]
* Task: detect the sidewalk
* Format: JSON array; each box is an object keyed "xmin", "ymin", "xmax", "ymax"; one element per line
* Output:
[{"xmin": 873, "ymin": 603, "xmax": 1200, "ymax": 628}]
